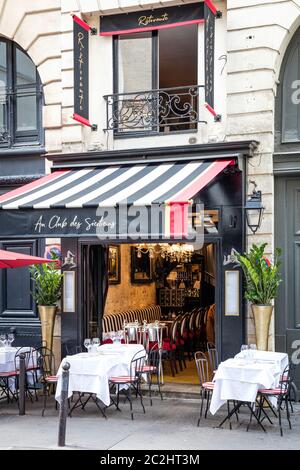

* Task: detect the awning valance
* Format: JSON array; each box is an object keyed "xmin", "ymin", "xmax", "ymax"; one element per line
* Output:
[
  {"xmin": 0, "ymin": 159, "xmax": 233, "ymax": 239},
  {"xmin": 100, "ymin": 3, "xmax": 205, "ymax": 36}
]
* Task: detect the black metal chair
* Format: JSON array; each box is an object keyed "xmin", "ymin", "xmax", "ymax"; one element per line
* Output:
[
  {"xmin": 194, "ymin": 351, "xmax": 215, "ymax": 426},
  {"xmin": 36, "ymin": 346, "xmax": 58, "ymax": 416},
  {"xmin": 207, "ymin": 342, "xmax": 219, "ymax": 378},
  {"xmin": 0, "ymin": 347, "xmax": 28, "ymax": 404},
  {"xmin": 109, "ymin": 349, "xmax": 146, "ymax": 420},
  {"xmin": 256, "ymin": 362, "xmax": 296, "ymax": 436},
  {"xmin": 137, "ymin": 344, "xmax": 163, "ymax": 405}
]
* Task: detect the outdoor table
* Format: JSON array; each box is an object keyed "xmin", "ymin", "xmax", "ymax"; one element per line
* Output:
[
  {"xmin": 0, "ymin": 347, "xmax": 19, "ymax": 373},
  {"xmin": 0, "ymin": 346, "xmax": 39, "ymax": 395},
  {"xmin": 55, "ymin": 343, "xmax": 146, "ymax": 411},
  {"xmin": 0, "ymin": 346, "xmax": 38, "ymax": 373},
  {"xmin": 209, "ymin": 351, "xmax": 288, "ymax": 430}
]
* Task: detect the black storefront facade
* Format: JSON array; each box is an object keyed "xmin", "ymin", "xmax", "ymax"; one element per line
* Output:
[{"xmin": 0, "ymin": 141, "xmax": 257, "ymax": 361}]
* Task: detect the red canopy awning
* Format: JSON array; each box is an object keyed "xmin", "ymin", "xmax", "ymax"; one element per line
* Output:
[{"xmin": 0, "ymin": 249, "xmax": 55, "ymax": 269}]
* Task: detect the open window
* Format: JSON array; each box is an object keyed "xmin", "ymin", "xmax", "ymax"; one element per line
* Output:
[{"xmin": 112, "ymin": 25, "xmax": 199, "ymax": 135}]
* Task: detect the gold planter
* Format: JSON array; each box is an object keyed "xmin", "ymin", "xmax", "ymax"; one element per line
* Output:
[
  {"xmin": 251, "ymin": 304, "xmax": 273, "ymax": 351},
  {"xmin": 38, "ymin": 305, "xmax": 57, "ymax": 352}
]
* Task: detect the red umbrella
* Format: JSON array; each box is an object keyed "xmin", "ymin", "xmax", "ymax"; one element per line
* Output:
[{"xmin": 0, "ymin": 249, "xmax": 56, "ymax": 269}]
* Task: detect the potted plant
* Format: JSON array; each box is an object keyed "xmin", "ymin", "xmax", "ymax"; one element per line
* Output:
[
  {"xmin": 29, "ymin": 255, "xmax": 63, "ymax": 352},
  {"xmin": 235, "ymin": 243, "xmax": 282, "ymax": 350}
]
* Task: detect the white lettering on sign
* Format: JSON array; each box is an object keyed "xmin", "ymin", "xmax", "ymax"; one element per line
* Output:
[{"xmin": 33, "ymin": 214, "xmax": 116, "ymax": 234}]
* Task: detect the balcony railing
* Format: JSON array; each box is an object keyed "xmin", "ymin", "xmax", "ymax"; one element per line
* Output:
[{"xmin": 103, "ymin": 85, "xmax": 205, "ymax": 135}]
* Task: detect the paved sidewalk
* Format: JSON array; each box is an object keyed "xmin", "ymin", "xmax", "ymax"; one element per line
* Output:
[{"xmin": 0, "ymin": 396, "xmax": 299, "ymax": 450}]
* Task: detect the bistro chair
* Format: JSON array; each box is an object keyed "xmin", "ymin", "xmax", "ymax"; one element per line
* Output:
[
  {"xmin": 256, "ymin": 362, "xmax": 296, "ymax": 436},
  {"xmin": 15, "ymin": 347, "xmax": 40, "ymax": 403},
  {"xmin": 207, "ymin": 342, "xmax": 219, "ymax": 378},
  {"xmin": 0, "ymin": 348, "xmax": 28, "ymax": 404},
  {"xmin": 109, "ymin": 349, "xmax": 146, "ymax": 420},
  {"xmin": 194, "ymin": 351, "xmax": 215, "ymax": 426},
  {"xmin": 36, "ymin": 346, "xmax": 58, "ymax": 416},
  {"xmin": 136, "ymin": 344, "xmax": 163, "ymax": 405},
  {"xmin": 25, "ymin": 347, "xmax": 43, "ymax": 401}
]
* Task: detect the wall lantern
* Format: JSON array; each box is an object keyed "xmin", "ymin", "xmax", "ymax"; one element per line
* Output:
[{"xmin": 244, "ymin": 180, "xmax": 264, "ymax": 234}]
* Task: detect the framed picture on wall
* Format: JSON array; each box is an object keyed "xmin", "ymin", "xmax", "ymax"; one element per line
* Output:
[
  {"xmin": 108, "ymin": 245, "xmax": 121, "ymax": 284},
  {"xmin": 131, "ymin": 247, "xmax": 153, "ymax": 284}
]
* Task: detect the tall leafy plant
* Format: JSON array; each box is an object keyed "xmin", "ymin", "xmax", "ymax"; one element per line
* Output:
[
  {"xmin": 235, "ymin": 243, "xmax": 282, "ymax": 305},
  {"xmin": 29, "ymin": 257, "xmax": 63, "ymax": 306}
]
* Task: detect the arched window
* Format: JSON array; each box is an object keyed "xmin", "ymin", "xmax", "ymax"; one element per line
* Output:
[
  {"xmin": 0, "ymin": 37, "xmax": 42, "ymax": 148},
  {"xmin": 281, "ymin": 31, "xmax": 300, "ymax": 142}
]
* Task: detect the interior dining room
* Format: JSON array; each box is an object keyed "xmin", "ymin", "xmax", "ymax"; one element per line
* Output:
[{"xmin": 102, "ymin": 241, "xmax": 217, "ymax": 386}]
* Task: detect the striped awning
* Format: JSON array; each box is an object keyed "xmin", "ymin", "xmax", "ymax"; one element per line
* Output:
[
  {"xmin": 0, "ymin": 160, "xmax": 233, "ymax": 209},
  {"xmin": 0, "ymin": 159, "xmax": 234, "ymax": 238}
]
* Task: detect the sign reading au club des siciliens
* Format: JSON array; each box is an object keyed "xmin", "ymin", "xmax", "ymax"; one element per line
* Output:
[{"xmin": 73, "ymin": 15, "xmax": 90, "ymax": 127}]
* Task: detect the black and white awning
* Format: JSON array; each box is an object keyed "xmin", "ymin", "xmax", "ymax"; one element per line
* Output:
[{"xmin": 0, "ymin": 159, "xmax": 233, "ymax": 238}]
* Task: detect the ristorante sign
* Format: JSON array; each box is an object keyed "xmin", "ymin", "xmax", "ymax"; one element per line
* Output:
[
  {"xmin": 100, "ymin": 3, "xmax": 205, "ymax": 36},
  {"xmin": 73, "ymin": 15, "xmax": 91, "ymax": 127}
]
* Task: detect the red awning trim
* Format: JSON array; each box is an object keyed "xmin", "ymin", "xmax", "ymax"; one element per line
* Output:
[
  {"xmin": 99, "ymin": 18, "xmax": 205, "ymax": 36},
  {"xmin": 170, "ymin": 203, "xmax": 189, "ymax": 239},
  {"xmin": 205, "ymin": 0, "xmax": 218, "ymax": 15},
  {"xmin": 73, "ymin": 113, "xmax": 93, "ymax": 127},
  {"xmin": 73, "ymin": 14, "xmax": 91, "ymax": 31},
  {"xmin": 0, "ymin": 171, "xmax": 67, "ymax": 204},
  {"xmin": 168, "ymin": 159, "xmax": 235, "ymax": 204}
]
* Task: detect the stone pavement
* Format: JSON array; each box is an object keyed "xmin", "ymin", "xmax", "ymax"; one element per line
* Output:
[{"xmin": 0, "ymin": 395, "xmax": 299, "ymax": 450}]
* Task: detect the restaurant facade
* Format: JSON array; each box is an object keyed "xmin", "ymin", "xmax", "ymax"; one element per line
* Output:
[{"xmin": 0, "ymin": 0, "xmax": 299, "ymax": 389}]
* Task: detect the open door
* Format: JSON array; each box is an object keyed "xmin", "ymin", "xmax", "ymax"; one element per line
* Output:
[{"xmin": 81, "ymin": 244, "xmax": 107, "ymax": 341}]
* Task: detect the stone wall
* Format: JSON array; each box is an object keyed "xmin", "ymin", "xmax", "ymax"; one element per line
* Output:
[
  {"xmin": 226, "ymin": 0, "xmax": 300, "ymax": 349},
  {"xmin": 105, "ymin": 245, "xmax": 157, "ymax": 315}
]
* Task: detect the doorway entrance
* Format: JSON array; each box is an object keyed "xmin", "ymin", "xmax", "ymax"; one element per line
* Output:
[
  {"xmin": 80, "ymin": 241, "xmax": 219, "ymax": 387},
  {"xmin": 275, "ymin": 176, "xmax": 300, "ymax": 392},
  {"xmin": 81, "ymin": 244, "xmax": 106, "ymax": 341}
]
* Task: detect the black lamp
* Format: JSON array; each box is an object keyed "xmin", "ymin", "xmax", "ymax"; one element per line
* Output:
[{"xmin": 244, "ymin": 180, "xmax": 264, "ymax": 234}]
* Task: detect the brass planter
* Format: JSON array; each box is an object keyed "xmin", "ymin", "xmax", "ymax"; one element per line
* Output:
[
  {"xmin": 38, "ymin": 305, "xmax": 57, "ymax": 352},
  {"xmin": 251, "ymin": 304, "xmax": 273, "ymax": 351}
]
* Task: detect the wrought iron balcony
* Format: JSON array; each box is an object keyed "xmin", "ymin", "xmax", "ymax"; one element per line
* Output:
[{"xmin": 103, "ymin": 85, "xmax": 205, "ymax": 135}]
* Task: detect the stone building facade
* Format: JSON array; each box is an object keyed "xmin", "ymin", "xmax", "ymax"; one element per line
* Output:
[{"xmin": 1, "ymin": 0, "xmax": 300, "ymax": 361}]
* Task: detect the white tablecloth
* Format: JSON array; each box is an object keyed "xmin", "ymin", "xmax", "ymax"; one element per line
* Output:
[
  {"xmin": 0, "ymin": 347, "xmax": 19, "ymax": 372},
  {"xmin": 209, "ymin": 351, "xmax": 288, "ymax": 415},
  {"xmin": 55, "ymin": 344, "xmax": 146, "ymax": 406},
  {"xmin": 235, "ymin": 350, "xmax": 288, "ymax": 372},
  {"xmin": 0, "ymin": 347, "xmax": 39, "ymax": 389}
]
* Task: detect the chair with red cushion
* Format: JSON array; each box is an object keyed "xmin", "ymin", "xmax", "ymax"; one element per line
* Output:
[
  {"xmin": 256, "ymin": 362, "xmax": 296, "ymax": 436},
  {"xmin": 109, "ymin": 349, "xmax": 147, "ymax": 420},
  {"xmin": 136, "ymin": 344, "xmax": 163, "ymax": 405},
  {"xmin": 194, "ymin": 351, "xmax": 215, "ymax": 426},
  {"xmin": 36, "ymin": 346, "xmax": 58, "ymax": 416},
  {"xmin": 0, "ymin": 349, "xmax": 25, "ymax": 404}
]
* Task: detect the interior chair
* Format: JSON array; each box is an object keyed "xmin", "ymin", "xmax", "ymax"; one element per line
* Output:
[{"xmin": 109, "ymin": 349, "xmax": 146, "ymax": 420}]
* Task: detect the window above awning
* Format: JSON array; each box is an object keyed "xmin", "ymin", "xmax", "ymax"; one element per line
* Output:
[{"xmin": 0, "ymin": 159, "xmax": 234, "ymax": 239}]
